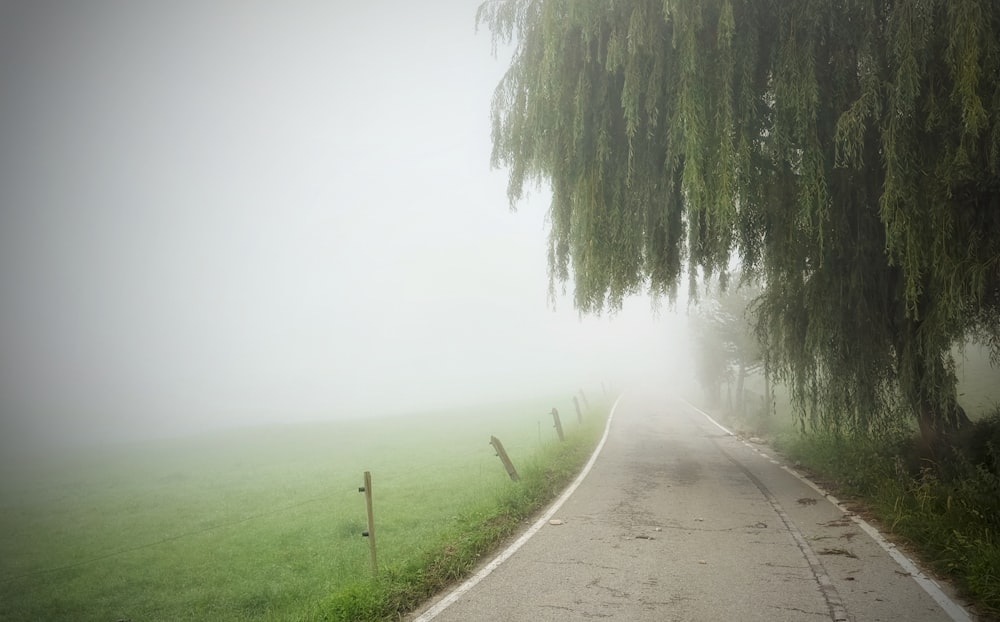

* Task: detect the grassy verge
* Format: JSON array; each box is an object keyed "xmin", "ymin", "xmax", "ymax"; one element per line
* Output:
[
  {"xmin": 310, "ymin": 408, "xmax": 608, "ymax": 621},
  {"xmin": 773, "ymin": 422, "xmax": 1000, "ymax": 619},
  {"xmin": 708, "ymin": 377, "xmax": 1000, "ymax": 620}
]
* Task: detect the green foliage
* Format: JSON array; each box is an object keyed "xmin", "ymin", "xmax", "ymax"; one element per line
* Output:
[
  {"xmin": 946, "ymin": 412, "xmax": 1000, "ymax": 480},
  {"xmin": 478, "ymin": 0, "xmax": 1000, "ymax": 438}
]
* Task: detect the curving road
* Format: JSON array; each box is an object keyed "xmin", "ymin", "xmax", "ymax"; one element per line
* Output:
[{"xmin": 411, "ymin": 390, "xmax": 977, "ymax": 622}]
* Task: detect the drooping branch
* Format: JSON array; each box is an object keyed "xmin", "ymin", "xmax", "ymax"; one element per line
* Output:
[{"xmin": 479, "ymin": 0, "xmax": 1000, "ymax": 439}]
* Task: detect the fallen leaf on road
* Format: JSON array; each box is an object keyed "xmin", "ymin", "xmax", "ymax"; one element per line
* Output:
[
  {"xmin": 549, "ymin": 519, "xmax": 564, "ymax": 525},
  {"xmin": 698, "ymin": 560, "xmax": 707, "ymax": 564}
]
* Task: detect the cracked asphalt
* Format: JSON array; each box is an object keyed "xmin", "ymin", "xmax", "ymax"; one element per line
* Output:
[{"xmin": 411, "ymin": 390, "xmax": 975, "ymax": 621}]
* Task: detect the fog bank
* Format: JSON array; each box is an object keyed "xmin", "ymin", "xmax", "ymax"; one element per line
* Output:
[{"xmin": 0, "ymin": 1, "xmax": 693, "ymax": 449}]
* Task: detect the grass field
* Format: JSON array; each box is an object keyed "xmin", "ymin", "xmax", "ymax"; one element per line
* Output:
[{"xmin": 0, "ymin": 393, "xmax": 605, "ymax": 621}]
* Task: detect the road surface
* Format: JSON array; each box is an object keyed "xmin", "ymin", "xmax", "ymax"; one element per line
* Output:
[{"xmin": 411, "ymin": 391, "xmax": 977, "ymax": 622}]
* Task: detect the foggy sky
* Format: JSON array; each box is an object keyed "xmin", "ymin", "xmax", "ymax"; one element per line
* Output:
[{"xmin": 0, "ymin": 0, "xmax": 690, "ymax": 447}]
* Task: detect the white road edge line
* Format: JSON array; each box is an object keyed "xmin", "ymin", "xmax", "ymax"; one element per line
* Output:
[
  {"xmin": 681, "ymin": 398, "xmax": 974, "ymax": 622},
  {"xmin": 413, "ymin": 393, "xmax": 625, "ymax": 622}
]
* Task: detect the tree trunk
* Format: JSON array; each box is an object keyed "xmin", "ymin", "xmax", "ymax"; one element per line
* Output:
[
  {"xmin": 893, "ymin": 308, "xmax": 972, "ymax": 456},
  {"xmin": 705, "ymin": 379, "xmax": 721, "ymax": 408},
  {"xmin": 915, "ymin": 357, "xmax": 972, "ymax": 460},
  {"xmin": 763, "ymin": 362, "xmax": 772, "ymax": 417},
  {"xmin": 735, "ymin": 362, "xmax": 746, "ymax": 416},
  {"xmin": 915, "ymin": 385, "xmax": 972, "ymax": 458}
]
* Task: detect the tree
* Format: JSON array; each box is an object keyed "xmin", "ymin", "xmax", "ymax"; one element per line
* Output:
[
  {"xmin": 478, "ymin": 0, "xmax": 1000, "ymax": 448},
  {"xmin": 689, "ymin": 303, "xmax": 731, "ymax": 408},
  {"xmin": 689, "ymin": 280, "xmax": 763, "ymax": 414}
]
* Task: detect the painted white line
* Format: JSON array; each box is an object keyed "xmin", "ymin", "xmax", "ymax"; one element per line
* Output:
[
  {"xmin": 680, "ymin": 399, "xmax": 973, "ymax": 622},
  {"xmin": 775, "ymin": 465, "xmax": 973, "ymax": 622},
  {"xmin": 682, "ymin": 398, "xmax": 735, "ymax": 436},
  {"xmin": 413, "ymin": 393, "xmax": 625, "ymax": 622},
  {"xmin": 724, "ymin": 451, "xmax": 850, "ymax": 622}
]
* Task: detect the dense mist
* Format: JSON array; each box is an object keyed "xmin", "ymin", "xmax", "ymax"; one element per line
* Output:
[{"xmin": 0, "ymin": 0, "xmax": 693, "ymax": 451}]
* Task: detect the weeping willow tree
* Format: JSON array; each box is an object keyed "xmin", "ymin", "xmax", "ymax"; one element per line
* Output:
[{"xmin": 477, "ymin": 0, "xmax": 1000, "ymax": 447}]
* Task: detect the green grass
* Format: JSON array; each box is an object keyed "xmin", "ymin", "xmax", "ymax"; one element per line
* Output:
[
  {"xmin": 0, "ymin": 394, "xmax": 609, "ymax": 622},
  {"xmin": 311, "ymin": 413, "xmax": 607, "ymax": 621}
]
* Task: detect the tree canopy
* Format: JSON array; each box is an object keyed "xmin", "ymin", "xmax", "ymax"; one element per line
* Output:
[{"xmin": 478, "ymin": 0, "xmax": 1000, "ymax": 442}]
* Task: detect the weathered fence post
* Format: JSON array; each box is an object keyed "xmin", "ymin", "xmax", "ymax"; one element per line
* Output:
[
  {"xmin": 572, "ymin": 396, "xmax": 583, "ymax": 423},
  {"xmin": 490, "ymin": 436, "xmax": 520, "ymax": 481},
  {"xmin": 550, "ymin": 408, "xmax": 565, "ymax": 441},
  {"xmin": 579, "ymin": 389, "xmax": 590, "ymax": 410},
  {"xmin": 358, "ymin": 471, "xmax": 377, "ymax": 576}
]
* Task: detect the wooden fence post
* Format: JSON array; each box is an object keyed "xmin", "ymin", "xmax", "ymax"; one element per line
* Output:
[
  {"xmin": 358, "ymin": 471, "xmax": 377, "ymax": 576},
  {"xmin": 579, "ymin": 389, "xmax": 590, "ymax": 410},
  {"xmin": 550, "ymin": 408, "xmax": 565, "ymax": 441},
  {"xmin": 490, "ymin": 436, "xmax": 520, "ymax": 481},
  {"xmin": 572, "ymin": 396, "xmax": 583, "ymax": 423}
]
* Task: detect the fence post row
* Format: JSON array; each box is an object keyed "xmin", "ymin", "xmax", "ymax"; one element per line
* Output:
[
  {"xmin": 358, "ymin": 471, "xmax": 378, "ymax": 576},
  {"xmin": 356, "ymin": 393, "xmax": 602, "ymax": 577}
]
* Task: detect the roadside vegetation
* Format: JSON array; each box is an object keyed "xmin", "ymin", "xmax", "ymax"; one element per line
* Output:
[
  {"xmin": 776, "ymin": 417, "xmax": 1000, "ymax": 619},
  {"xmin": 311, "ymin": 409, "xmax": 607, "ymax": 621},
  {"xmin": 0, "ymin": 394, "xmax": 609, "ymax": 622},
  {"xmin": 699, "ymin": 348, "xmax": 1000, "ymax": 620}
]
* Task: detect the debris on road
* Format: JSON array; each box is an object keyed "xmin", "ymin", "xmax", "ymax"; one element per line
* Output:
[{"xmin": 818, "ymin": 548, "xmax": 858, "ymax": 559}]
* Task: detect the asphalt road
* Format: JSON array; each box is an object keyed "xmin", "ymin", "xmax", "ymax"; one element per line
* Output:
[{"xmin": 411, "ymin": 390, "xmax": 977, "ymax": 622}]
